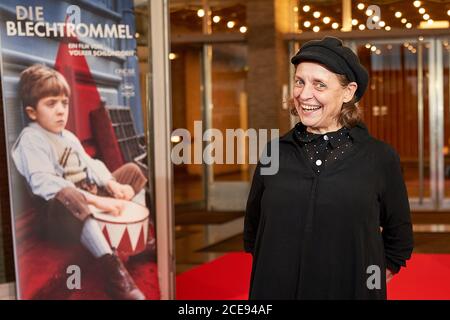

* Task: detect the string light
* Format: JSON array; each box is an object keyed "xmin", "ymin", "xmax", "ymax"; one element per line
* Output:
[
  {"xmin": 413, "ymin": 1, "xmax": 421, "ymax": 8},
  {"xmin": 371, "ymin": 46, "xmax": 377, "ymax": 52},
  {"xmin": 303, "ymin": 5, "xmax": 311, "ymax": 12},
  {"xmin": 359, "ymin": 24, "xmax": 366, "ymax": 30},
  {"xmin": 406, "ymin": 22, "xmax": 412, "ymax": 28},
  {"xmin": 303, "ymin": 21, "xmax": 311, "ymax": 28},
  {"xmin": 372, "ymin": 16, "xmax": 380, "ymax": 22},
  {"xmin": 227, "ymin": 21, "xmax": 235, "ymax": 28},
  {"xmin": 352, "ymin": 19, "xmax": 358, "ymax": 26},
  {"xmin": 365, "ymin": 43, "xmax": 372, "ymax": 49},
  {"xmin": 379, "ymin": 21, "xmax": 385, "ymax": 27},
  {"xmin": 427, "ymin": 19, "xmax": 434, "ymax": 25},
  {"xmin": 313, "ymin": 26, "xmax": 320, "ymax": 32},
  {"xmin": 323, "ymin": 17, "xmax": 331, "ymax": 24},
  {"xmin": 213, "ymin": 16, "xmax": 221, "ymax": 23},
  {"xmin": 366, "ymin": 9, "xmax": 373, "ymax": 16},
  {"xmin": 239, "ymin": 26, "xmax": 247, "ymax": 33},
  {"xmin": 357, "ymin": 3, "xmax": 365, "ymax": 10},
  {"xmin": 169, "ymin": 53, "xmax": 177, "ymax": 60},
  {"xmin": 375, "ymin": 49, "xmax": 381, "ymax": 55},
  {"xmin": 385, "ymin": 26, "xmax": 391, "ymax": 31},
  {"xmin": 418, "ymin": 8, "xmax": 425, "ymax": 14},
  {"xmin": 401, "ymin": 18, "xmax": 407, "ymax": 23},
  {"xmin": 423, "ymin": 13, "xmax": 430, "ymax": 20},
  {"xmin": 331, "ymin": 22, "xmax": 339, "ymax": 29},
  {"xmin": 313, "ymin": 11, "xmax": 321, "ymax": 18},
  {"xmin": 395, "ymin": 12, "xmax": 402, "ymax": 18}
]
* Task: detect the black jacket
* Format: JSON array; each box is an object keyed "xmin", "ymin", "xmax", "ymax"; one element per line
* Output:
[{"xmin": 244, "ymin": 122, "xmax": 414, "ymax": 300}]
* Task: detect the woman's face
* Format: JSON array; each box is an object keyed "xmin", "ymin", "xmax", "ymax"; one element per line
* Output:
[{"xmin": 293, "ymin": 62, "xmax": 357, "ymax": 133}]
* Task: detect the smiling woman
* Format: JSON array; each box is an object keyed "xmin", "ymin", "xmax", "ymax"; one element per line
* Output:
[{"xmin": 244, "ymin": 36, "xmax": 414, "ymax": 300}]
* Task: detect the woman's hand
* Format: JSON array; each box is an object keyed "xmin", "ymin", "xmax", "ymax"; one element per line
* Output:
[
  {"xmin": 107, "ymin": 180, "xmax": 135, "ymax": 200},
  {"xmin": 386, "ymin": 269, "xmax": 394, "ymax": 283}
]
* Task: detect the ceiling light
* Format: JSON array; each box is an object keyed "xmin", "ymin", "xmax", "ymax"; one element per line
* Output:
[{"xmin": 197, "ymin": 9, "xmax": 205, "ymax": 17}]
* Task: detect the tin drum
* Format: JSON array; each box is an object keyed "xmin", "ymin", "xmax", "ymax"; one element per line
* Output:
[{"xmin": 90, "ymin": 201, "xmax": 149, "ymax": 258}]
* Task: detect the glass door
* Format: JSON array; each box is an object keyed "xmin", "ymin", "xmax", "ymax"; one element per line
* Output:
[{"xmin": 351, "ymin": 38, "xmax": 435, "ymax": 210}]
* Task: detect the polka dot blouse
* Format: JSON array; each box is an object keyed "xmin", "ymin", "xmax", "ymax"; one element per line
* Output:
[{"xmin": 294, "ymin": 122, "xmax": 353, "ymax": 174}]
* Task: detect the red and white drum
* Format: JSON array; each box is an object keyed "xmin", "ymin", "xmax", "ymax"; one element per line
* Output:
[{"xmin": 90, "ymin": 201, "xmax": 149, "ymax": 258}]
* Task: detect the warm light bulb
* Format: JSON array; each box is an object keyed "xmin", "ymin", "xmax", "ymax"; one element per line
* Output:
[
  {"xmin": 395, "ymin": 11, "xmax": 402, "ymax": 18},
  {"xmin": 303, "ymin": 5, "xmax": 310, "ymax": 12},
  {"xmin": 227, "ymin": 21, "xmax": 235, "ymax": 28},
  {"xmin": 406, "ymin": 22, "xmax": 412, "ymax": 28},
  {"xmin": 359, "ymin": 24, "xmax": 366, "ymax": 30},
  {"xmin": 401, "ymin": 18, "xmax": 407, "ymax": 24},
  {"xmin": 303, "ymin": 21, "xmax": 311, "ymax": 28},
  {"xmin": 385, "ymin": 26, "xmax": 391, "ymax": 31},
  {"xmin": 313, "ymin": 11, "xmax": 321, "ymax": 18},
  {"xmin": 169, "ymin": 53, "xmax": 177, "ymax": 60},
  {"xmin": 423, "ymin": 13, "xmax": 430, "ymax": 20},
  {"xmin": 239, "ymin": 26, "xmax": 247, "ymax": 33},
  {"xmin": 418, "ymin": 8, "xmax": 425, "ymax": 14},
  {"xmin": 413, "ymin": 1, "xmax": 421, "ymax": 8},
  {"xmin": 365, "ymin": 43, "xmax": 371, "ymax": 49},
  {"xmin": 323, "ymin": 17, "xmax": 331, "ymax": 24},
  {"xmin": 213, "ymin": 16, "xmax": 221, "ymax": 23},
  {"xmin": 371, "ymin": 46, "xmax": 377, "ymax": 52},
  {"xmin": 197, "ymin": 9, "xmax": 205, "ymax": 17},
  {"xmin": 366, "ymin": 9, "xmax": 373, "ymax": 16},
  {"xmin": 313, "ymin": 26, "xmax": 320, "ymax": 32},
  {"xmin": 379, "ymin": 21, "xmax": 386, "ymax": 27},
  {"xmin": 352, "ymin": 19, "xmax": 358, "ymax": 26},
  {"xmin": 357, "ymin": 3, "xmax": 365, "ymax": 10},
  {"xmin": 331, "ymin": 22, "xmax": 339, "ymax": 29}
]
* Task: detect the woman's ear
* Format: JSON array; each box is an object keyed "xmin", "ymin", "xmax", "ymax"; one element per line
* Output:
[
  {"xmin": 25, "ymin": 106, "xmax": 37, "ymax": 120},
  {"xmin": 343, "ymin": 82, "xmax": 358, "ymax": 103}
]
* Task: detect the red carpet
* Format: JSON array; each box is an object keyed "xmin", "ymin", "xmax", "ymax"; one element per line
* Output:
[{"xmin": 176, "ymin": 252, "xmax": 450, "ymax": 300}]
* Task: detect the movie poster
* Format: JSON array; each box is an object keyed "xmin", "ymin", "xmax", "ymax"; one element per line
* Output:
[{"xmin": 0, "ymin": 0, "xmax": 158, "ymax": 299}]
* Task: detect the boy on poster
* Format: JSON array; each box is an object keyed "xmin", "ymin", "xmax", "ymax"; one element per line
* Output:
[{"xmin": 11, "ymin": 64, "xmax": 147, "ymax": 300}]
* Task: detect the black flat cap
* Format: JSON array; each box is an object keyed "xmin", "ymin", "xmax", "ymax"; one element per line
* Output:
[{"xmin": 291, "ymin": 36, "xmax": 369, "ymax": 102}]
